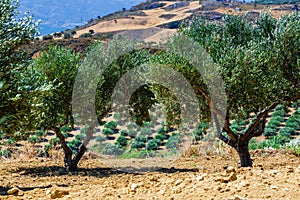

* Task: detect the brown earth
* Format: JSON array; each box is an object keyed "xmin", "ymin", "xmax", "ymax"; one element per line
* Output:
[{"xmin": 0, "ymin": 149, "xmax": 299, "ymax": 200}]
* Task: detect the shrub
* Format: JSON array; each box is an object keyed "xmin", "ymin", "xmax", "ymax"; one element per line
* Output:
[
  {"xmin": 103, "ymin": 144, "xmax": 123, "ymax": 155},
  {"xmin": 79, "ymin": 32, "xmax": 92, "ymax": 38},
  {"xmin": 42, "ymin": 34, "xmax": 53, "ymax": 40},
  {"xmin": 44, "ymin": 144, "xmax": 52, "ymax": 152},
  {"xmin": 131, "ymin": 141, "xmax": 145, "ymax": 149},
  {"xmin": 127, "ymin": 122, "xmax": 138, "ymax": 129},
  {"xmin": 5, "ymin": 138, "xmax": 15, "ymax": 145},
  {"xmin": 35, "ymin": 130, "xmax": 45, "ymax": 137},
  {"xmin": 135, "ymin": 135, "xmax": 147, "ymax": 143},
  {"xmin": 272, "ymin": 109, "xmax": 285, "ymax": 117},
  {"xmin": 263, "ymin": 127, "xmax": 276, "ymax": 137},
  {"xmin": 104, "ymin": 121, "xmax": 117, "ymax": 129},
  {"xmin": 80, "ymin": 127, "xmax": 88, "ymax": 134},
  {"xmin": 285, "ymin": 121, "xmax": 299, "ymax": 129},
  {"xmin": 120, "ymin": 130, "xmax": 128, "ymax": 136},
  {"xmin": 248, "ymin": 138, "xmax": 258, "ymax": 150},
  {"xmin": 128, "ymin": 129, "xmax": 137, "ymax": 138},
  {"xmin": 116, "ymin": 136, "xmax": 128, "ymax": 147},
  {"xmin": 146, "ymin": 139, "xmax": 159, "ymax": 150},
  {"xmin": 279, "ymin": 127, "xmax": 296, "ymax": 136},
  {"xmin": 140, "ymin": 127, "xmax": 152, "ymax": 136},
  {"xmin": 28, "ymin": 135, "xmax": 39, "ymax": 143},
  {"xmin": 95, "ymin": 135, "xmax": 106, "ymax": 143},
  {"xmin": 275, "ymin": 104, "xmax": 283, "ymax": 111},
  {"xmin": 75, "ymin": 133, "xmax": 86, "ymax": 140},
  {"xmin": 102, "ymin": 128, "xmax": 114, "ymax": 136},
  {"xmin": 230, "ymin": 122, "xmax": 243, "ymax": 132},
  {"xmin": 269, "ymin": 118, "xmax": 281, "ymax": 126},
  {"xmin": 62, "ymin": 132, "xmax": 68, "ymax": 138},
  {"xmin": 0, "ymin": 149, "xmax": 12, "ymax": 158},
  {"xmin": 157, "ymin": 127, "xmax": 166, "ymax": 134},
  {"xmin": 154, "ymin": 133, "xmax": 167, "ymax": 141},
  {"xmin": 166, "ymin": 134, "xmax": 180, "ymax": 150},
  {"xmin": 49, "ymin": 137, "xmax": 60, "ymax": 146}
]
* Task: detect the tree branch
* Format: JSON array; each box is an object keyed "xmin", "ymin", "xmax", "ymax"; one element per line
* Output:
[{"xmin": 242, "ymin": 100, "xmax": 281, "ymax": 141}]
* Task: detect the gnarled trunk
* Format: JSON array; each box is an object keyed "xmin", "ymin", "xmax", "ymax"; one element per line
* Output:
[{"xmin": 235, "ymin": 140, "xmax": 252, "ymax": 167}]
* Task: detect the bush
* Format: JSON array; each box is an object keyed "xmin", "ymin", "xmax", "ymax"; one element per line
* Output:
[
  {"xmin": 269, "ymin": 118, "xmax": 281, "ymax": 126},
  {"xmin": 103, "ymin": 144, "xmax": 123, "ymax": 155},
  {"xmin": 35, "ymin": 130, "xmax": 45, "ymax": 137},
  {"xmin": 116, "ymin": 136, "xmax": 128, "ymax": 147},
  {"xmin": 140, "ymin": 127, "xmax": 152, "ymax": 136},
  {"xmin": 120, "ymin": 130, "xmax": 128, "ymax": 136},
  {"xmin": 5, "ymin": 138, "xmax": 15, "ymax": 145},
  {"xmin": 135, "ymin": 135, "xmax": 147, "ymax": 143},
  {"xmin": 95, "ymin": 135, "xmax": 106, "ymax": 143},
  {"xmin": 166, "ymin": 134, "xmax": 180, "ymax": 150},
  {"xmin": 42, "ymin": 34, "xmax": 53, "ymax": 40},
  {"xmin": 248, "ymin": 138, "xmax": 258, "ymax": 150},
  {"xmin": 104, "ymin": 121, "xmax": 117, "ymax": 129},
  {"xmin": 146, "ymin": 139, "xmax": 159, "ymax": 150},
  {"xmin": 102, "ymin": 128, "xmax": 114, "ymax": 136},
  {"xmin": 131, "ymin": 141, "xmax": 145, "ymax": 149},
  {"xmin": 272, "ymin": 109, "xmax": 285, "ymax": 117},
  {"xmin": 49, "ymin": 137, "xmax": 60, "ymax": 146},
  {"xmin": 0, "ymin": 149, "xmax": 12, "ymax": 158},
  {"xmin": 128, "ymin": 129, "xmax": 137, "ymax": 138},
  {"xmin": 279, "ymin": 127, "xmax": 296, "ymax": 136},
  {"xmin": 157, "ymin": 127, "xmax": 166, "ymax": 134},
  {"xmin": 127, "ymin": 122, "xmax": 138, "ymax": 129},
  {"xmin": 263, "ymin": 127, "xmax": 276, "ymax": 137},
  {"xmin": 62, "ymin": 132, "xmax": 68, "ymax": 138},
  {"xmin": 154, "ymin": 133, "xmax": 167, "ymax": 141},
  {"xmin": 28, "ymin": 135, "xmax": 39, "ymax": 143},
  {"xmin": 79, "ymin": 32, "xmax": 92, "ymax": 38},
  {"xmin": 285, "ymin": 121, "xmax": 299, "ymax": 129},
  {"xmin": 75, "ymin": 133, "xmax": 86, "ymax": 140}
]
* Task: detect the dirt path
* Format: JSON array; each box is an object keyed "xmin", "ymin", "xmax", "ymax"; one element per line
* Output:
[{"xmin": 0, "ymin": 149, "xmax": 299, "ymax": 199}]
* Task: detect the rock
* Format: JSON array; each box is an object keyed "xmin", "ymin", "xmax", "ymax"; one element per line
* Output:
[
  {"xmin": 7, "ymin": 187, "xmax": 19, "ymax": 195},
  {"xmin": 46, "ymin": 188, "xmax": 69, "ymax": 199},
  {"xmin": 226, "ymin": 166, "xmax": 236, "ymax": 174},
  {"xmin": 174, "ymin": 179, "xmax": 183, "ymax": 186},
  {"xmin": 286, "ymin": 165, "xmax": 294, "ymax": 173},
  {"xmin": 228, "ymin": 172, "xmax": 237, "ymax": 182},
  {"xmin": 295, "ymin": 166, "xmax": 300, "ymax": 173},
  {"xmin": 233, "ymin": 195, "xmax": 246, "ymax": 200},
  {"xmin": 130, "ymin": 183, "xmax": 139, "ymax": 192},
  {"xmin": 195, "ymin": 175, "xmax": 204, "ymax": 181}
]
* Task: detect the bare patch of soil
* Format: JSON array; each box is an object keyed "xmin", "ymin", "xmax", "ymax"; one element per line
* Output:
[{"xmin": 0, "ymin": 149, "xmax": 299, "ymax": 199}]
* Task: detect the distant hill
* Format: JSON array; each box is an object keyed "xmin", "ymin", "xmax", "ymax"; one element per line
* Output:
[{"xmin": 18, "ymin": 0, "xmax": 143, "ymax": 35}]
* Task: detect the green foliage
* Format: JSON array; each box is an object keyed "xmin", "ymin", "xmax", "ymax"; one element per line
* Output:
[
  {"xmin": 95, "ymin": 135, "xmax": 106, "ymax": 143},
  {"xmin": 0, "ymin": 149, "xmax": 12, "ymax": 158},
  {"xmin": 0, "ymin": 0, "xmax": 38, "ymax": 136},
  {"xmin": 116, "ymin": 136, "xmax": 128, "ymax": 147},
  {"xmin": 248, "ymin": 138, "xmax": 258, "ymax": 150},
  {"xmin": 263, "ymin": 127, "xmax": 276, "ymax": 137},
  {"xmin": 79, "ymin": 32, "xmax": 92, "ymax": 38},
  {"xmin": 32, "ymin": 45, "xmax": 80, "ymax": 131},
  {"xmin": 120, "ymin": 130, "xmax": 128, "ymax": 137},
  {"xmin": 165, "ymin": 134, "xmax": 180, "ymax": 150},
  {"xmin": 103, "ymin": 143, "xmax": 124, "ymax": 155},
  {"xmin": 128, "ymin": 129, "xmax": 137, "ymax": 138},
  {"xmin": 146, "ymin": 139, "xmax": 159, "ymax": 150},
  {"xmin": 140, "ymin": 127, "xmax": 152, "ymax": 136},
  {"xmin": 28, "ymin": 135, "xmax": 39, "ymax": 143},
  {"xmin": 49, "ymin": 137, "xmax": 60, "ymax": 146},
  {"xmin": 104, "ymin": 121, "xmax": 117, "ymax": 130},
  {"xmin": 5, "ymin": 138, "xmax": 15, "ymax": 145},
  {"xmin": 61, "ymin": 126, "xmax": 72, "ymax": 132},
  {"xmin": 67, "ymin": 139, "xmax": 81, "ymax": 154},
  {"xmin": 154, "ymin": 133, "xmax": 167, "ymax": 141},
  {"xmin": 75, "ymin": 133, "xmax": 86, "ymax": 140},
  {"xmin": 102, "ymin": 128, "xmax": 114, "ymax": 136}
]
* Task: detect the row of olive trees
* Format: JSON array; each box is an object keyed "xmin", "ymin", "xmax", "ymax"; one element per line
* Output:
[{"xmin": 1, "ymin": 0, "xmax": 299, "ymax": 170}]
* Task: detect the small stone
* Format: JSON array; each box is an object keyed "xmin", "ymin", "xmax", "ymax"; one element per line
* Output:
[
  {"xmin": 174, "ymin": 179, "xmax": 183, "ymax": 186},
  {"xmin": 195, "ymin": 175, "xmax": 204, "ymax": 181},
  {"xmin": 295, "ymin": 166, "xmax": 300, "ymax": 173},
  {"xmin": 226, "ymin": 166, "xmax": 236, "ymax": 174},
  {"xmin": 7, "ymin": 187, "xmax": 19, "ymax": 195},
  {"xmin": 46, "ymin": 188, "xmax": 69, "ymax": 199},
  {"xmin": 271, "ymin": 185, "xmax": 279, "ymax": 190},
  {"xmin": 130, "ymin": 183, "xmax": 139, "ymax": 192},
  {"xmin": 234, "ymin": 195, "xmax": 246, "ymax": 200},
  {"xmin": 286, "ymin": 166, "xmax": 294, "ymax": 173},
  {"xmin": 228, "ymin": 172, "xmax": 237, "ymax": 182}
]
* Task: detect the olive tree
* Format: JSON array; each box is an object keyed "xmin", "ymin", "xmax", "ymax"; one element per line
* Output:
[
  {"xmin": 0, "ymin": 0, "xmax": 37, "ymax": 136},
  {"xmin": 32, "ymin": 46, "xmax": 80, "ymax": 171},
  {"xmin": 179, "ymin": 12, "xmax": 300, "ymax": 167}
]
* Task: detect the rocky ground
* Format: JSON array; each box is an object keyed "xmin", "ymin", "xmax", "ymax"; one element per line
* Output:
[{"xmin": 0, "ymin": 149, "xmax": 299, "ymax": 200}]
